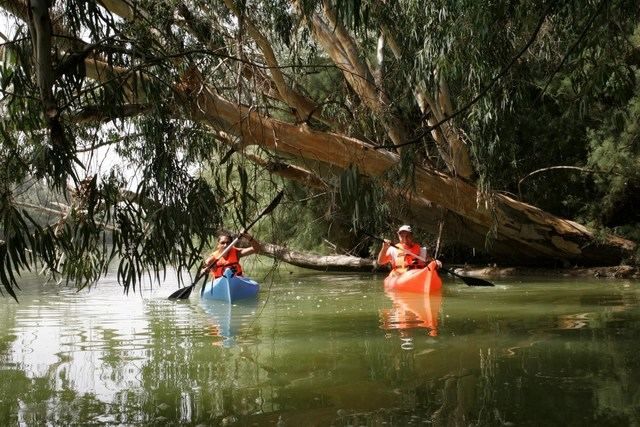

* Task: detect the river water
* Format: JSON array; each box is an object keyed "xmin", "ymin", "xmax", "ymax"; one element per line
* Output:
[{"xmin": 1, "ymin": 265, "xmax": 639, "ymax": 426}]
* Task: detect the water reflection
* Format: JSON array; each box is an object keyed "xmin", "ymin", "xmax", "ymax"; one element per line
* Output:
[
  {"xmin": 379, "ymin": 290, "xmax": 442, "ymax": 339},
  {"xmin": 199, "ymin": 299, "xmax": 260, "ymax": 347},
  {"xmin": 6, "ymin": 282, "xmax": 154, "ymax": 401},
  {"xmin": 0, "ymin": 273, "xmax": 202, "ymax": 425},
  {"xmin": 2, "ymin": 274, "xmax": 640, "ymax": 425}
]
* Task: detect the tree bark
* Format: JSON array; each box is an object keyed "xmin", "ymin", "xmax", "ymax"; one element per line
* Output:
[
  {"xmin": 415, "ymin": 83, "xmax": 474, "ymax": 180},
  {"xmin": 261, "ymin": 243, "xmax": 381, "ymax": 272},
  {"xmin": 300, "ymin": 0, "xmax": 410, "ymax": 149},
  {"xmin": 6, "ymin": 2, "xmax": 635, "ymax": 267},
  {"xmin": 175, "ymin": 68, "xmax": 635, "ymax": 266},
  {"xmin": 27, "ymin": 0, "xmax": 65, "ymax": 146}
]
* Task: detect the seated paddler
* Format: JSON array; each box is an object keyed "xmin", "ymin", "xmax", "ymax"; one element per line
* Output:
[
  {"xmin": 203, "ymin": 232, "xmax": 261, "ymax": 278},
  {"xmin": 377, "ymin": 225, "xmax": 440, "ymax": 274}
]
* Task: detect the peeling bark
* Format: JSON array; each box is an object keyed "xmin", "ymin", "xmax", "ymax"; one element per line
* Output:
[
  {"xmin": 299, "ymin": 0, "xmax": 409, "ymax": 149},
  {"xmin": 27, "ymin": 0, "xmax": 65, "ymax": 146}
]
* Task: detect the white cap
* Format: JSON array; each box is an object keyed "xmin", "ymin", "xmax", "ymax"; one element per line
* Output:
[{"xmin": 397, "ymin": 225, "xmax": 412, "ymax": 233}]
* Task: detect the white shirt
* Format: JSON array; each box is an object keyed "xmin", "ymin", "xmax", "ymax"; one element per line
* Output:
[{"xmin": 386, "ymin": 245, "xmax": 428, "ymax": 265}]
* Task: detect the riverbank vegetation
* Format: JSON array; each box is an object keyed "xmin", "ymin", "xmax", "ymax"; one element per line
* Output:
[{"xmin": 1, "ymin": 0, "xmax": 639, "ymax": 298}]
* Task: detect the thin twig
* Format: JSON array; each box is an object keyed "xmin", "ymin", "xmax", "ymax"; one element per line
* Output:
[
  {"xmin": 539, "ymin": 0, "xmax": 608, "ymax": 96},
  {"xmin": 518, "ymin": 165, "xmax": 594, "ymax": 197}
]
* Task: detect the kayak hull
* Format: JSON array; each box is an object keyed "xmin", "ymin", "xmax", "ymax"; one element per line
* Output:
[
  {"xmin": 383, "ymin": 261, "xmax": 442, "ymax": 293},
  {"xmin": 201, "ymin": 268, "xmax": 259, "ymax": 303}
]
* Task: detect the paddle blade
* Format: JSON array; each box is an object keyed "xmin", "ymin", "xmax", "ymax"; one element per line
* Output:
[
  {"xmin": 168, "ymin": 284, "xmax": 194, "ymax": 300},
  {"xmin": 262, "ymin": 190, "xmax": 284, "ymax": 216},
  {"xmin": 440, "ymin": 267, "xmax": 495, "ymax": 287},
  {"xmin": 169, "ymin": 190, "xmax": 283, "ymax": 301},
  {"xmin": 458, "ymin": 275, "xmax": 495, "ymax": 287}
]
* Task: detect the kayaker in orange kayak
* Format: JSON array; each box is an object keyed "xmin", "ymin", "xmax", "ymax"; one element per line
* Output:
[
  {"xmin": 203, "ymin": 233, "xmax": 261, "ymax": 278},
  {"xmin": 377, "ymin": 225, "xmax": 441, "ymax": 274}
]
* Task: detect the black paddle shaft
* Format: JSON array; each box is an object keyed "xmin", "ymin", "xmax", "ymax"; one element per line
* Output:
[{"xmin": 168, "ymin": 191, "xmax": 285, "ymax": 300}]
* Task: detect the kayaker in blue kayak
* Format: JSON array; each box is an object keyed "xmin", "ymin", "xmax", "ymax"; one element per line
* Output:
[{"xmin": 203, "ymin": 233, "xmax": 261, "ymax": 278}]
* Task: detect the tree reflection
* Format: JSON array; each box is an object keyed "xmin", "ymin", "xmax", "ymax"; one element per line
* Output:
[{"xmin": 3, "ymin": 278, "xmax": 640, "ymax": 425}]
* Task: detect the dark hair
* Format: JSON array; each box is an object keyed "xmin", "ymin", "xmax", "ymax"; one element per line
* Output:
[{"xmin": 217, "ymin": 233, "xmax": 232, "ymax": 243}]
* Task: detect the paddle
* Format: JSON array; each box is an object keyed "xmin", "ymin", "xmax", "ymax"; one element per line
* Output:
[
  {"xmin": 437, "ymin": 267, "xmax": 494, "ymax": 287},
  {"xmin": 363, "ymin": 231, "xmax": 495, "ymax": 287},
  {"xmin": 168, "ymin": 191, "xmax": 285, "ymax": 300}
]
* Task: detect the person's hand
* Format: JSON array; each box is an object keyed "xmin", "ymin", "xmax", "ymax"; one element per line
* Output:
[
  {"xmin": 435, "ymin": 260, "xmax": 442, "ymax": 269},
  {"xmin": 383, "ymin": 239, "xmax": 391, "ymax": 247},
  {"xmin": 243, "ymin": 234, "xmax": 261, "ymax": 252}
]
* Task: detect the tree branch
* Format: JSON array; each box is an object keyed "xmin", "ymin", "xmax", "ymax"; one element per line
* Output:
[
  {"xmin": 381, "ymin": 2, "xmax": 554, "ymax": 150},
  {"xmin": 223, "ymin": 0, "xmax": 320, "ymax": 125},
  {"xmin": 27, "ymin": 0, "xmax": 65, "ymax": 146},
  {"xmin": 518, "ymin": 165, "xmax": 596, "ymax": 197},
  {"xmin": 297, "ymin": 0, "xmax": 409, "ymax": 148},
  {"xmin": 261, "ymin": 242, "xmax": 381, "ymax": 272}
]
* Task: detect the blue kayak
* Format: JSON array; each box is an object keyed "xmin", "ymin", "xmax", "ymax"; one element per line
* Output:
[{"xmin": 201, "ymin": 268, "xmax": 259, "ymax": 303}]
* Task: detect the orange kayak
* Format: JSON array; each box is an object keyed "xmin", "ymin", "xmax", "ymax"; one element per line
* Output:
[{"xmin": 383, "ymin": 261, "xmax": 443, "ymax": 293}]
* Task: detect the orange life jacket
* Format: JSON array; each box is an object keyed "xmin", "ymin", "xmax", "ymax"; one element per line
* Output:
[
  {"xmin": 210, "ymin": 247, "xmax": 243, "ymax": 278},
  {"xmin": 392, "ymin": 242, "xmax": 423, "ymax": 274}
]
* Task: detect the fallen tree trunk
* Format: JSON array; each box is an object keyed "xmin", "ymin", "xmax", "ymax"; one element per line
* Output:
[
  {"xmin": 260, "ymin": 244, "xmax": 640, "ymax": 278},
  {"xmin": 75, "ymin": 57, "xmax": 636, "ymax": 267},
  {"xmin": 176, "ymin": 72, "xmax": 636, "ymax": 266},
  {"xmin": 61, "ymin": 13, "xmax": 635, "ymax": 268},
  {"xmin": 260, "ymin": 243, "xmax": 383, "ymax": 272}
]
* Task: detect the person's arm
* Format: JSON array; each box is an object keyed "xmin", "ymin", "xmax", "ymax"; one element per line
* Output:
[
  {"xmin": 377, "ymin": 240, "xmax": 392, "ymax": 265},
  {"xmin": 418, "ymin": 246, "xmax": 443, "ymax": 269},
  {"xmin": 408, "ymin": 244, "xmax": 424, "ymax": 268},
  {"xmin": 201, "ymin": 252, "xmax": 217, "ymax": 273},
  {"xmin": 418, "ymin": 247, "xmax": 443, "ymax": 269},
  {"xmin": 238, "ymin": 234, "xmax": 261, "ymax": 257}
]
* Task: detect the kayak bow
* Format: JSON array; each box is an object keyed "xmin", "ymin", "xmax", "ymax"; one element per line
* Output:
[
  {"xmin": 383, "ymin": 261, "xmax": 442, "ymax": 293},
  {"xmin": 201, "ymin": 268, "xmax": 259, "ymax": 303}
]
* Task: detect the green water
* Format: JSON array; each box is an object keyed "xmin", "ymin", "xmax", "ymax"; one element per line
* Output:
[{"xmin": 1, "ymin": 267, "xmax": 640, "ymax": 426}]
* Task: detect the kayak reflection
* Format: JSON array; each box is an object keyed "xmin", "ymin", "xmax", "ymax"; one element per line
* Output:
[
  {"xmin": 380, "ymin": 290, "xmax": 443, "ymax": 337},
  {"xmin": 200, "ymin": 299, "xmax": 260, "ymax": 347}
]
